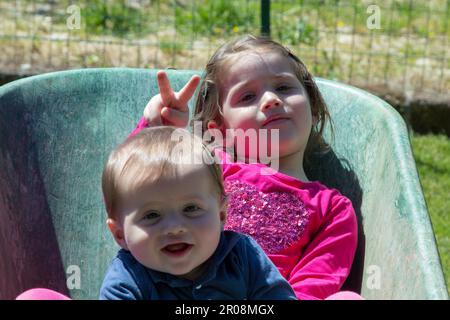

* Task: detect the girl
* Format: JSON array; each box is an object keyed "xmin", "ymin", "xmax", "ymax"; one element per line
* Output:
[{"xmin": 131, "ymin": 35, "xmax": 360, "ymax": 300}]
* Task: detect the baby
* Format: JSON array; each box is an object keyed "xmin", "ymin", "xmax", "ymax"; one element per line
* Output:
[{"xmin": 100, "ymin": 126, "xmax": 296, "ymax": 300}]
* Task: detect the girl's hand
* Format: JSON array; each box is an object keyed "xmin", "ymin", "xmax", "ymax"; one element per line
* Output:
[{"xmin": 143, "ymin": 71, "xmax": 200, "ymax": 127}]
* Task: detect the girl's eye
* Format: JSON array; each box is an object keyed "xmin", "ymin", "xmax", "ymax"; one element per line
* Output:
[
  {"xmin": 239, "ymin": 93, "xmax": 255, "ymax": 102},
  {"xmin": 276, "ymin": 85, "xmax": 292, "ymax": 92}
]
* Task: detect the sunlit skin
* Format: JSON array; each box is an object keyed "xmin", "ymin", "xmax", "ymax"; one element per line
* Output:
[
  {"xmin": 108, "ymin": 163, "xmax": 227, "ymax": 281},
  {"xmin": 143, "ymin": 51, "xmax": 318, "ymax": 182},
  {"xmin": 207, "ymin": 51, "xmax": 317, "ymax": 182}
]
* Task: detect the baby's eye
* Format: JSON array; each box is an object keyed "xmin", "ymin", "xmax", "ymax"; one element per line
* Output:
[
  {"xmin": 184, "ymin": 204, "xmax": 200, "ymax": 213},
  {"xmin": 142, "ymin": 211, "xmax": 160, "ymax": 221}
]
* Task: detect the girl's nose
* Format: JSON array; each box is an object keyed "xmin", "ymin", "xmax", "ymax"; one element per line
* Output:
[{"xmin": 260, "ymin": 91, "xmax": 282, "ymax": 111}]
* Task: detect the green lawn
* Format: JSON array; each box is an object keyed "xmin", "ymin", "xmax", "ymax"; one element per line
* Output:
[{"xmin": 410, "ymin": 133, "xmax": 450, "ymax": 295}]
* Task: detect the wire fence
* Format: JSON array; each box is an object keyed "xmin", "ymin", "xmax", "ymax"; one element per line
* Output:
[{"xmin": 0, "ymin": 0, "xmax": 449, "ymax": 94}]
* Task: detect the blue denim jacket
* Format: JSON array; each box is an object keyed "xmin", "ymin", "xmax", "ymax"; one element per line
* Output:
[{"xmin": 100, "ymin": 231, "xmax": 296, "ymax": 300}]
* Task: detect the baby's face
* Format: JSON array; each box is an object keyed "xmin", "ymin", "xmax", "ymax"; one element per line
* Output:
[{"xmin": 112, "ymin": 162, "xmax": 225, "ymax": 280}]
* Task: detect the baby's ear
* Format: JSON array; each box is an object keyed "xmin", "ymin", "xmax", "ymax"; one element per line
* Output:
[
  {"xmin": 219, "ymin": 197, "xmax": 228, "ymax": 226},
  {"xmin": 107, "ymin": 218, "xmax": 128, "ymax": 250}
]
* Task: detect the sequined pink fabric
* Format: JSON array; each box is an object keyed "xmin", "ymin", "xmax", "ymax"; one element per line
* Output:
[{"xmin": 224, "ymin": 180, "xmax": 310, "ymax": 254}]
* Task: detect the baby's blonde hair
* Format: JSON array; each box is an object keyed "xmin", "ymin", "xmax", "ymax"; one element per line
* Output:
[
  {"xmin": 192, "ymin": 34, "xmax": 333, "ymax": 165},
  {"xmin": 102, "ymin": 126, "xmax": 224, "ymax": 219}
]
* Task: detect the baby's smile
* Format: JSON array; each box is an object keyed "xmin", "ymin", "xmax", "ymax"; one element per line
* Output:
[{"xmin": 161, "ymin": 243, "xmax": 194, "ymax": 258}]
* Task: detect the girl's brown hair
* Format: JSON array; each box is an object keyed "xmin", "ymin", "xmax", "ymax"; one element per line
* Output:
[{"xmin": 192, "ymin": 34, "xmax": 333, "ymax": 165}]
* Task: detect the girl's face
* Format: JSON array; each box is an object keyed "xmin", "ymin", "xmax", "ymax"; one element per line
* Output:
[
  {"xmin": 214, "ymin": 51, "xmax": 316, "ymax": 161},
  {"xmin": 108, "ymin": 163, "xmax": 226, "ymax": 280}
]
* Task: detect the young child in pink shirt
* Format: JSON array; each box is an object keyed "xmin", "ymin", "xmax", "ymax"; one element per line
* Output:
[{"xmin": 130, "ymin": 35, "xmax": 361, "ymax": 300}]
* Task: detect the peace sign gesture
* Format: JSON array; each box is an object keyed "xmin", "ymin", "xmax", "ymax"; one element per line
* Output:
[{"xmin": 143, "ymin": 71, "xmax": 201, "ymax": 127}]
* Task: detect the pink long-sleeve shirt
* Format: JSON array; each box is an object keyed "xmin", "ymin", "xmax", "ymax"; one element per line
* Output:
[
  {"xmin": 217, "ymin": 150, "xmax": 358, "ymax": 300},
  {"xmin": 130, "ymin": 118, "xmax": 358, "ymax": 300}
]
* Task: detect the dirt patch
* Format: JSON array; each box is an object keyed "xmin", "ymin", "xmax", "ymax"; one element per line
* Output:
[{"xmin": 360, "ymin": 82, "xmax": 450, "ymax": 136}]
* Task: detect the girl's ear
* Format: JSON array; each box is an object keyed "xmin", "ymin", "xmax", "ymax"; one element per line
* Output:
[
  {"xmin": 206, "ymin": 120, "xmax": 229, "ymax": 149},
  {"xmin": 312, "ymin": 114, "xmax": 319, "ymax": 127},
  {"xmin": 107, "ymin": 218, "xmax": 128, "ymax": 250},
  {"xmin": 207, "ymin": 120, "xmax": 220, "ymax": 130},
  {"xmin": 207, "ymin": 120, "xmax": 235, "ymax": 149}
]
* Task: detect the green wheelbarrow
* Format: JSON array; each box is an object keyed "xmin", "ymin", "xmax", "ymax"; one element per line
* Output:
[{"xmin": 0, "ymin": 68, "xmax": 447, "ymax": 300}]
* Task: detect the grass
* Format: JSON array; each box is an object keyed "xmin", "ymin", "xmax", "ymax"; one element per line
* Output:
[
  {"xmin": 11, "ymin": 0, "xmax": 448, "ymax": 40},
  {"xmin": 410, "ymin": 133, "xmax": 450, "ymax": 295}
]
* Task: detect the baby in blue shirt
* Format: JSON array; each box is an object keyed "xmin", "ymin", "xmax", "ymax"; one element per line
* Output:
[{"xmin": 100, "ymin": 126, "xmax": 296, "ymax": 300}]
